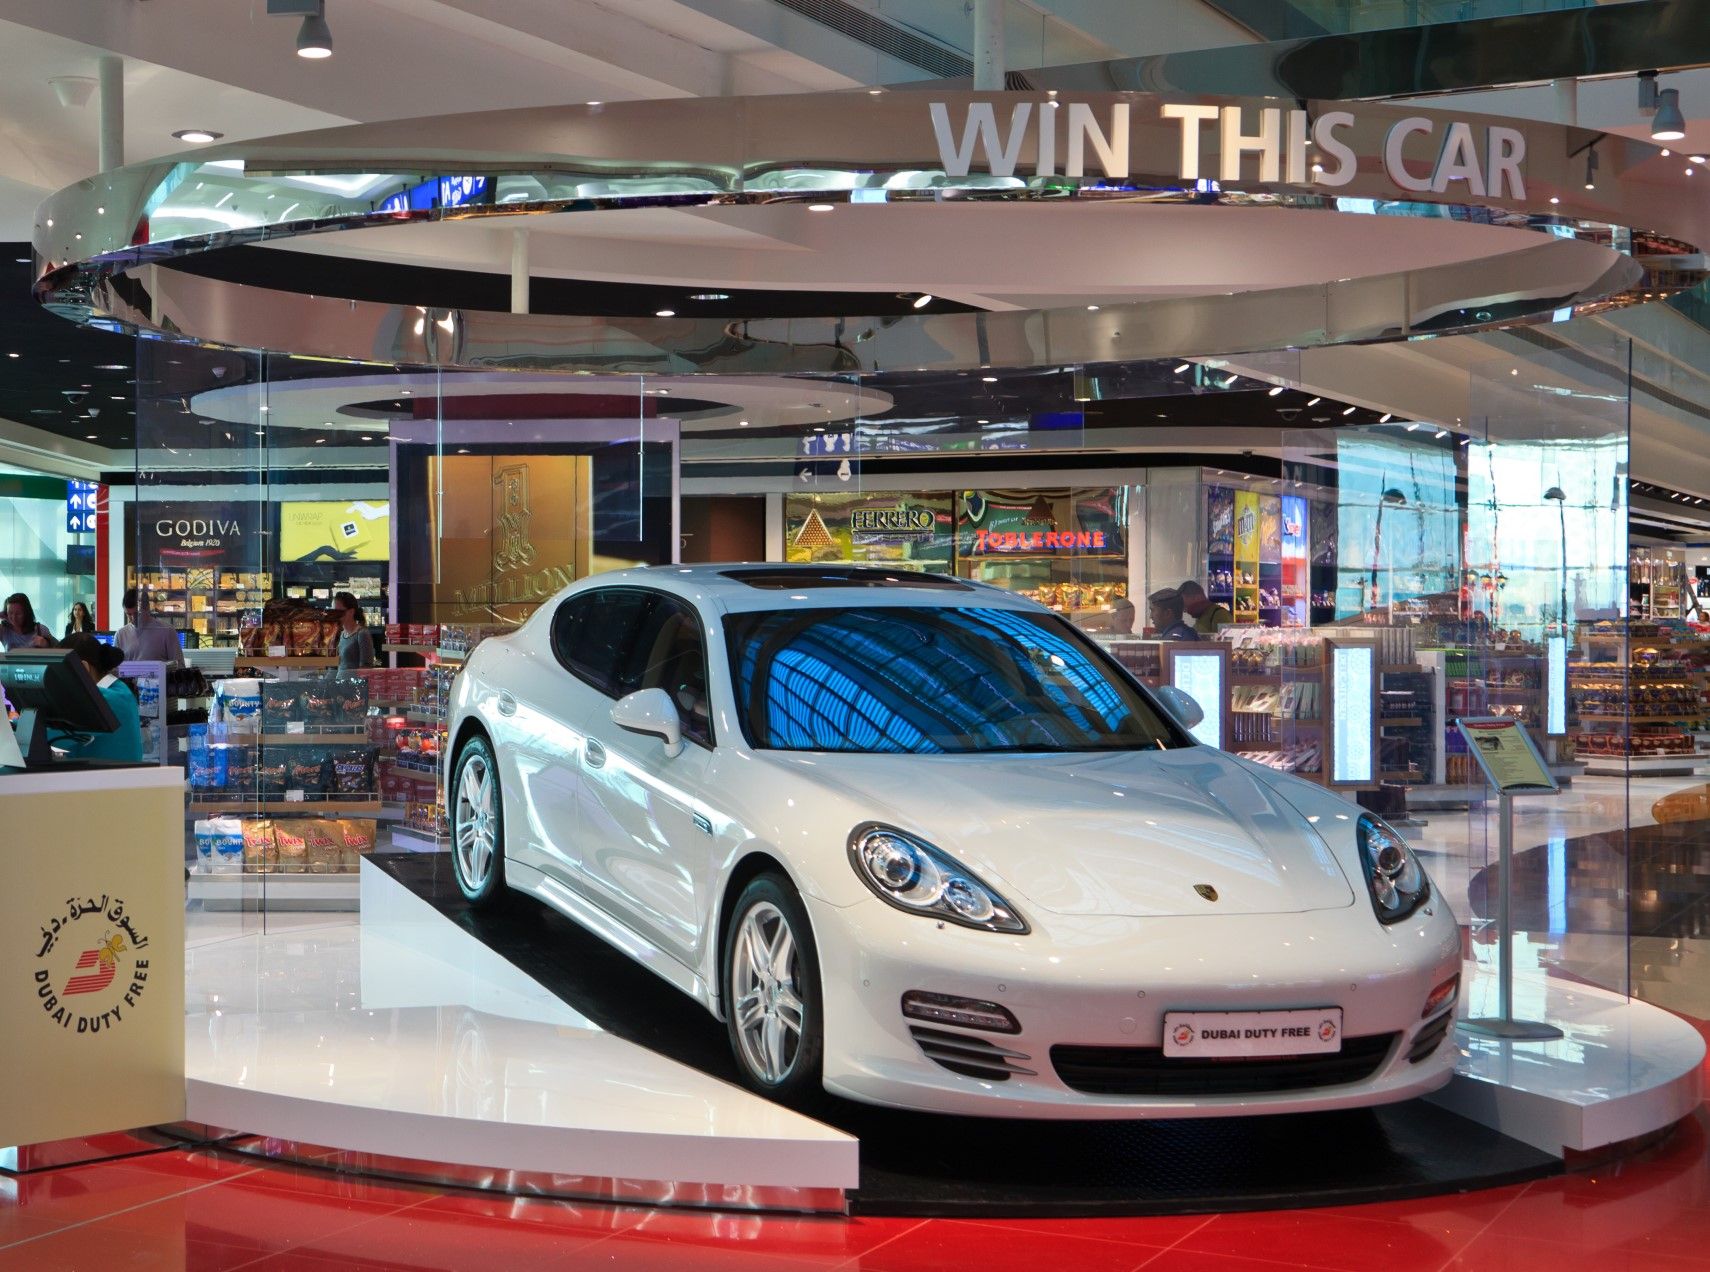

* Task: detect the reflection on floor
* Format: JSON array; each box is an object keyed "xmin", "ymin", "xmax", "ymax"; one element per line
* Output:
[{"xmin": 4, "ymin": 1109, "xmax": 1710, "ymax": 1269}]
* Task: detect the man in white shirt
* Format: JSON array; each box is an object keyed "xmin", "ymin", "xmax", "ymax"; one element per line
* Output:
[{"xmin": 115, "ymin": 588, "xmax": 185, "ymax": 667}]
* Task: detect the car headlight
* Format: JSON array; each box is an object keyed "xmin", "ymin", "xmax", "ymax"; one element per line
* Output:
[
  {"xmin": 847, "ymin": 824, "xmax": 1028, "ymax": 934},
  {"xmin": 1356, "ymin": 814, "xmax": 1430, "ymax": 923}
]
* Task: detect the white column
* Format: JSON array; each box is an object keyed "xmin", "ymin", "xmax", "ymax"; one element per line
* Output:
[
  {"xmin": 972, "ymin": 0, "xmax": 1004, "ymax": 92},
  {"xmin": 510, "ymin": 229, "xmax": 529, "ymax": 315},
  {"xmin": 97, "ymin": 55, "xmax": 123, "ymax": 172}
]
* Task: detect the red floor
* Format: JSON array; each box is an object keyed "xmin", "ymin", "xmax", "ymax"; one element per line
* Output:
[{"xmin": 1, "ymin": 1106, "xmax": 1708, "ymax": 1272}]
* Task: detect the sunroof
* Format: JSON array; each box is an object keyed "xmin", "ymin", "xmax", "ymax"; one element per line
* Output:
[{"xmin": 720, "ymin": 567, "xmax": 974, "ymax": 591}]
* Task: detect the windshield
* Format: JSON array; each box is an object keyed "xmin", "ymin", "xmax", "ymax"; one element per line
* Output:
[{"xmin": 725, "ymin": 605, "xmax": 1189, "ymax": 754}]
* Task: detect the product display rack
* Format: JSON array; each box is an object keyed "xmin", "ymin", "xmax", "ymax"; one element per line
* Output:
[
  {"xmin": 1572, "ymin": 625, "xmax": 1710, "ymax": 776},
  {"xmin": 128, "ymin": 567, "xmax": 272, "ymax": 645}
]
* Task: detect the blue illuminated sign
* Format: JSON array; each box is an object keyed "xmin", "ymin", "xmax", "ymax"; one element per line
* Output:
[
  {"xmin": 378, "ymin": 175, "xmax": 490, "ymax": 214},
  {"xmin": 66, "ymin": 480, "xmax": 101, "ymax": 534}
]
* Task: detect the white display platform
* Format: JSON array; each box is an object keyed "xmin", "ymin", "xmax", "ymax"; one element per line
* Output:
[
  {"xmin": 1431, "ymin": 961, "xmax": 1705, "ymax": 1156},
  {"xmin": 182, "ymin": 861, "xmax": 857, "ymax": 1211}
]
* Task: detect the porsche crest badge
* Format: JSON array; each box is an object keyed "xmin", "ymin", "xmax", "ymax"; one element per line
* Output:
[{"xmin": 1194, "ymin": 884, "xmax": 1219, "ymax": 902}]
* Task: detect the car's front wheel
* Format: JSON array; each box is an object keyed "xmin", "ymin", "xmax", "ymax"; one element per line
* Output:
[
  {"xmin": 450, "ymin": 733, "xmax": 505, "ymax": 906},
  {"xmin": 724, "ymin": 874, "xmax": 824, "ymax": 1102}
]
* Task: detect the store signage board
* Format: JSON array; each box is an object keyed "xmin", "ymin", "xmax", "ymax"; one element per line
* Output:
[
  {"xmin": 929, "ymin": 102, "xmax": 1526, "ymax": 197},
  {"xmin": 66, "ymin": 480, "xmax": 101, "ymax": 534},
  {"xmin": 1457, "ymin": 717, "xmax": 1558, "ymax": 794},
  {"xmin": 1171, "ymin": 651, "xmax": 1224, "ymax": 750},
  {"xmin": 1330, "ymin": 644, "xmax": 1375, "ymax": 785},
  {"xmin": 1545, "ymin": 635, "xmax": 1568, "ymax": 736}
]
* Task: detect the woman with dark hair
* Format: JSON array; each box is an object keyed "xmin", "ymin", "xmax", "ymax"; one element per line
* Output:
[
  {"xmin": 1, "ymin": 592, "xmax": 53, "ymax": 650},
  {"xmin": 55, "ymin": 634, "xmax": 144, "ymax": 762},
  {"xmin": 64, "ymin": 601, "xmax": 95, "ymax": 640},
  {"xmin": 333, "ymin": 591, "xmax": 376, "ymax": 671}
]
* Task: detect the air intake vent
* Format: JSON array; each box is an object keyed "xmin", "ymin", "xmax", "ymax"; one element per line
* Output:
[
  {"xmin": 771, "ymin": 0, "xmax": 973, "ymax": 78},
  {"xmin": 1407, "ymin": 1013, "xmax": 1453, "ymax": 1064},
  {"xmin": 1052, "ymin": 1033, "xmax": 1398, "ymax": 1096},
  {"xmin": 909, "ymin": 1026, "xmax": 1036, "ymax": 1081}
]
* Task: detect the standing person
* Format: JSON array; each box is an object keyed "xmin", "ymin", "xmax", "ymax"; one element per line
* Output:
[
  {"xmin": 1147, "ymin": 588, "xmax": 1200, "ymax": 641},
  {"xmin": 63, "ymin": 601, "xmax": 95, "ymax": 640},
  {"xmin": 1, "ymin": 593, "xmax": 53, "ymax": 650},
  {"xmin": 1179, "ymin": 580, "xmax": 1234, "ymax": 635},
  {"xmin": 115, "ymin": 588, "xmax": 185, "ymax": 667},
  {"xmin": 333, "ymin": 591, "xmax": 376, "ymax": 671},
  {"xmin": 55, "ymin": 635, "xmax": 144, "ymax": 763}
]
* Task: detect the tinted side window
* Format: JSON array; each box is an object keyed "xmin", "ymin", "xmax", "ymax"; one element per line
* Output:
[
  {"xmin": 618, "ymin": 596, "xmax": 713, "ymax": 746},
  {"xmin": 551, "ymin": 589, "xmax": 654, "ymax": 695}
]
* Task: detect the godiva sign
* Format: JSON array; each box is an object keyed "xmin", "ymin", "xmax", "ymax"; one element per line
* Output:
[{"xmin": 929, "ymin": 101, "xmax": 1526, "ymax": 198}]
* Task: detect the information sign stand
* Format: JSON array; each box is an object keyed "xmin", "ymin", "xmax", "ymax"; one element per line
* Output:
[{"xmin": 1455, "ymin": 717, "xmax": 1563, "ymax": 1041}]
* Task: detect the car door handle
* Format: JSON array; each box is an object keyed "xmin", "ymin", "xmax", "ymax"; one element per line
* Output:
[
  {"xmin": 497, "ymin": 691, "xmax": 517, "ymax": 717},
  {"xmin": 585, "ymin": 739, "xmax": 607, "ymax": 769}
]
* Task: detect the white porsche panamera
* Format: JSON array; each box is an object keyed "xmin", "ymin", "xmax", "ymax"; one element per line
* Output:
[{"xmin": 445, "ymin": 564, "xmax": 1463, "ymax": 1117}]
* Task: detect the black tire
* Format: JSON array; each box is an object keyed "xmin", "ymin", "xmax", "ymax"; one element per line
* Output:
[
  {"xmin": 449, "ymin": 733, "xmax": 505, "ymax": 906},
  {"xmin": 723, "ymin": 873, "xmax": 825, "ymax": 1103}
]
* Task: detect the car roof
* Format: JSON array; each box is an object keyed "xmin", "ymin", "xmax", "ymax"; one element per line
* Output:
[{"xmin": 583, "ymin": 564, "xmax": 1050, "ymax": 613}]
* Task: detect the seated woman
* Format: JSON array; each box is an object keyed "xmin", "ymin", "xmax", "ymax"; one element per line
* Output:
[{"xmin": 55, "ymin": 635, "xmax": 144, "ymax": 763}]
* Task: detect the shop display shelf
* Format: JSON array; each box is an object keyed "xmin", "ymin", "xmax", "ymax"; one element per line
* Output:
[
  {"xmin": 186, "ymin": 795, "xmax": 385, "ymax": 817},
  {"xmin": 1580, "ymin": 752, "xmax": 1710, "ymax": 776},
  {"xmin": 1577, "ymin": 713, "xmax": 1706, "ymax": 725},
  {"xmin": 238, "ymin": 655, "xmax": 341, "ymax": 669},
  {"xmin": 186, "ymin": 870, "xmax": 360, "ymax": 911},
  {"xmin": 255, "ymin": 731, "xmax": 372, "ymax": 745},
  {"xmin": 1379, "ymin": 716, "xmax": 1425, "ymax": 727}
]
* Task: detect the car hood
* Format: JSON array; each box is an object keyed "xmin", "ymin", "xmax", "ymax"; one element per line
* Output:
[{"xmin": 778, "ymin": 746, "xmax": 1355, "ymax": 918}]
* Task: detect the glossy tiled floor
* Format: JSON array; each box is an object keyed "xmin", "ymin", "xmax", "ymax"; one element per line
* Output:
[{"xmin": 3, "ymin": 1103, "xmax": 1710, "ymax": 1271}]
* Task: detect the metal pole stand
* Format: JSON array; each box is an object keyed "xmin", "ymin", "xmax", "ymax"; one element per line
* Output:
[{"xmin": 1460, "ymin": 792, "xmax": 1565, "ymax": 1041}]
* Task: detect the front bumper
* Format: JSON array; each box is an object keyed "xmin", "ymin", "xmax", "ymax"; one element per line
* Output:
[{"xmin": 808, "ymin": 893, "xmax": 1462, "ymax": 1119}]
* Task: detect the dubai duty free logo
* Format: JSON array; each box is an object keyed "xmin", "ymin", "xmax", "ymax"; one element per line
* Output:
[{"xmin": 34, "ymin": 894, "xmax": 151, "ymax": 1036}]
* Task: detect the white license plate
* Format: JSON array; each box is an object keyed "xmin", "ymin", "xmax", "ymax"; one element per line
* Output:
[{"xmin": 1162, "ymin": 1008, "xmax": 1343, "ymax": 1058}]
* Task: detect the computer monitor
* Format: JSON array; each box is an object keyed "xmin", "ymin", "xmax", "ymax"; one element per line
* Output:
[{"xmin": 0, "ymin": 649, "xmax": 119, "ymax": 768}]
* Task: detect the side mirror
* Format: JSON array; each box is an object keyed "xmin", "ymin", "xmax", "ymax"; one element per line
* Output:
[
  {"xmin": 610, "ymin": 687, "xmax": 684, "ymax": 757},
  {"xmin": 1157, "ymin": 685, "xmax": 1205, "ymax": 731}
]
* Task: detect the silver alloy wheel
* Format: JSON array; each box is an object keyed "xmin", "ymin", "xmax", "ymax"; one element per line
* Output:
[
  {"xmin": 730, "ymin": 900, "xmax": 805, "ymax": 1085},
  {"xmin": 454, "ymin": 752, "xmax": 496, "ymax": 891}
]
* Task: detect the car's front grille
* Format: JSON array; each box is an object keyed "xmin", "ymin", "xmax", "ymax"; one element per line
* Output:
[
  {"xmin": 1408, "ymin": 1013, "xmax": 1454, "ymax": 1064},
  {"xmin": 1050, "ymin": 1033, "xmax": 1399, "ymax": 1097},
  {"xmin": 909, "ymin": 1026, "xmax": 1037, "ymax": 1081}
]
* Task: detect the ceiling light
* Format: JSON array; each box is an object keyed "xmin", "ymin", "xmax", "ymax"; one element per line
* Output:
[
  {"xmin": 585, "ymin": 101, "xmax": 602, "ymax": 107},
  {"xmin": 1267, "ymin": 386, "xmax": 1283, "ymax": 396},
  {"xmin": 1693, "ymin": 156, "xmax": 1707, "ymax": 164},
  {"xmin": 655, "ymin": 308, "xmax": 676, "ymax": 317},
  {"xmin": 173, "ymin": 129, "xmax": 223, "ymax": 144},
  {"xmin": 806, "ymin": 203, "xmax": 834, "ymax": 212},
  {"xmin": 1652, "ymin": 88, "xmax": 1686, "ymax": 141},
  {"xmin": 1341, "ymin": 406, "xmax": 1356, "ymax": 415},
  {"xmin": 739, "ymin": 419, "xmax": 750, "ymax": 427},
  {"xmin": 1584, "ymin": 145, "xmax": 1598, "ymax": 190},
  {"xmin": 912, "ymin": 294, "xmax": 933, "ymax": 309},
  {"xmin": 5, "ymin": 353, "xmax": 15, "ymax": 359},
  {"xmin": 1173, "ymin": 363, "xmax": 1190, "ymax": 374},
  {"xmin": 689, "ymin": 292, "xmax": 730, "ymax": 301},
  {"xmin": 1435, "ymin": 429, "xmax": 1448, "ymax": 439},
  {"xmin": 1306, "ymin": 396, "xmax": 1321, "ymax": 406},
  {"xmin": 1380, "ymin": 413, "xmax": 1393, "ymax": 422},
  {"xmin": 1661, "ymin": 148, "xmax": 1672, "ymax": 157},
  {"xmin": 977, "ymin": 418, "xmax": 989, "ymax": 424},
  {"xmin": 868, "ymin": 88, "xmax": 883, "ymax": 95},
  {"xmin": 85, "ymin": 434, "xmax": 96, "ymax": 440},
  {"xmin": 981, "ymin": 375, "xmax": 998, "ymax": 382},
  {"xmin": 1086, "ymin": 304, "xmax": 1099, "ymax": 311},
  {"xmin": 1549, "ymin": 196, "xmax": 1560, "ymax": 204},
  {"xmin": 296, "ymin": 8, "xmax": 333, "ymax": 58}
]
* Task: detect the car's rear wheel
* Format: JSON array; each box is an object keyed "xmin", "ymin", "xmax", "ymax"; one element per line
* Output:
[
  {"xmin": 724, "ymin": 874, "xmax": 824, "ymax": 1102},
  {"xmin": 451, "ymin": 734, "xmax": 504, "ymax": 905}
]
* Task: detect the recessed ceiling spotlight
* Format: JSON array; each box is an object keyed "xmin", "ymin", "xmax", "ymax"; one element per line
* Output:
[
  {"xmin": 977, "ymin": 418, "xmax": 989, "ymax": 424},
  {"xmin": 912, "ymin": 294, "xmax": 933, "ymax": 309},
  {"xmin": 806, "ymin": 203, "xmax": 834, "ymax": 212},
  {"xmin": 172, "ymin": 129, "xmax": 223, "ymax": 144},
  {"xmin": 689, "ymin": 292, "xmax": 730, "ymax": 301},
  {"xmin": 1341, "ymin": 406, "xmax": 1356, "ymax": 415},
  {"xmin": 1694, "ymin": 155, "xmax": 1708, "ymax": 164},
  {"xmin": 1086, "ymin": 304, "xmax": 1099, "ymax": 311},
  {"xmin": 868, "ymin": 88, "xmax": 883, "ymax": 95},
  {"xmin": 655, "ymin": 308, "xmax": 675, "ymax": 317},
  {"xmin": 739, "ymin": 419, "xmax": 750, "ymax": 427},
  {"xmin": 981, "ymin": 375, "xmax": 998, "ymax": 382},
  {"xmin": 1305, "ymin": 396, "xmax": 1321, "ymax": 406},
  {"xmin": 1267, "ymin": 386, "xmax": 1283, "ymax": 397},
  {"xmin": 1380, "ymin": 413, "xmax": 1393, "ymax": 422},
  {"xmin": 1435, "ymin": 429, "xmax": 1448, "ymax": 438},
  {"xmin": 1549, "ymin": 196, "xmax": 1560, "ymax": 204},
  {"xmin": 84, "ymin": 433, "xmax": 97, "ymax": 440},
  {"xmin": 1661, "ymin": 148, "xmax": 1673, "ymax": 157},
  {"xmin": 94, "ymin": 363, "xmax": 128, "ymax": 370},
  {"xmin": 1173, "ymin": 363, "xmax": 1190, "ymax": 374},
  {"xmin": 585, "ymin": 101, "xmax": 602, "ymax": 107}
]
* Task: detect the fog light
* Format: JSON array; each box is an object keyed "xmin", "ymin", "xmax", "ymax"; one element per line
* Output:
[
  {"xmin": 1423, "ymin": 973, "xmax": 1460, "ymax": 1019},
  {"xmin": 901, "ymin": 991, "xmax": 1019, "ymax": 1034}
]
